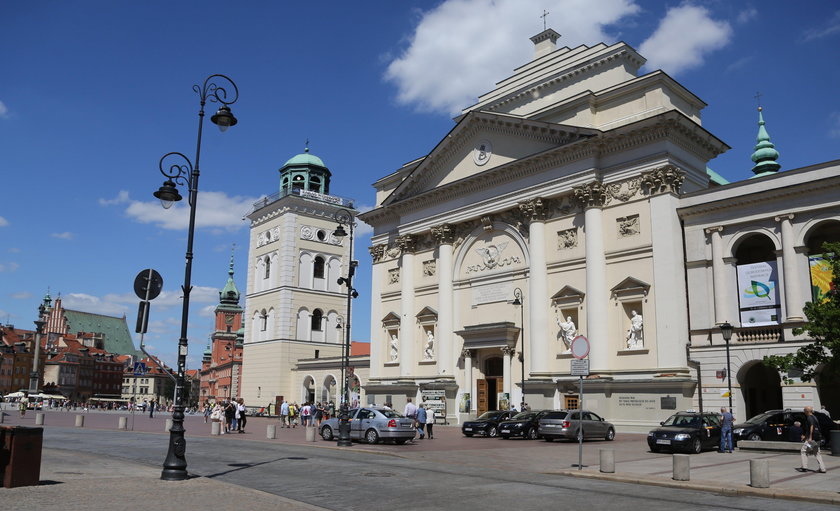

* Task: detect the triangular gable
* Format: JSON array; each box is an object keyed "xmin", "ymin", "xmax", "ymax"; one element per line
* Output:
[
  {"xmin": 415, "ymin": 306, "xmax": 438, "ymax": 325},
  {"xmin": 550, "ymin": 286, "xmax": 585, "ymax": 303},
  {"xmin": 381, "ymin": 312, "xmax": 401, "ymax": 329},
  {"xmin": 610, "ymin": 277, "xmax": 650, "ymax": 297},
  {"xmin": 383, "ymin": 110, "xmax": 597, "ymax": 206}
]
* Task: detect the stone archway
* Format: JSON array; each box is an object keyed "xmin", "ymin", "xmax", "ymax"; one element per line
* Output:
[
  {"xmin": 816, "ymin": 367, "xmax": 840, "ymax": 419},
  {"xmin": 740, "ymin": 362, "xmax": 782, "ymax": 419},
  {"xmin": 302, "ymin": 376, "xmax": 315, "ymax": 404}
]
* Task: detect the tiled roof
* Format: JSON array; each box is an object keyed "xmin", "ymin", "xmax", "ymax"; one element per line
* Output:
[
  {"xmin": 350, "ymin": 341, "xmax": 370, "ymax": 356},
  {"xmin": 62, "ymin": 309, "xmax": 139, "ymax": 357}
]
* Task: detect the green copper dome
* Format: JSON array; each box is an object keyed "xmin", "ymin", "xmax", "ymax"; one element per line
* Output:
[
  {"xmin": 283, "ymin": 147, "xmax": 326, "ymax": 169},
  {"xmin": 203, "ymin": 342, "xmax": 211, "ymax": 358},
  {"xmin": 279, "ymin": 145, "xmax": 332, "ymax": 195},
  {"xmin": 750, "ymin": 107, "xmax": 781, "ymax": 177},
  {"xmin": 219, "ymin": 252, "xmax": 240, "ymax": 305}
]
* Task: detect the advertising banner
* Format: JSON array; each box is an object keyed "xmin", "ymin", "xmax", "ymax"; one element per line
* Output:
[
  {"xmin": 736, "ymin": 261, "xmax": 781, "ymax": 326},
  {"xmin": 809, "ymin": 254, "xmax": 834, "ymax": 303}
]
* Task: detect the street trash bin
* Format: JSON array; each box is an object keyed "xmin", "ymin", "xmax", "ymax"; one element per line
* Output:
[
  {"xmin": 830, "ymin": 430, "xmax": 840, "ymax": 457},
  {"xmin": 0, "ymin": 425, "xmax": 43, "ymax": 488}
]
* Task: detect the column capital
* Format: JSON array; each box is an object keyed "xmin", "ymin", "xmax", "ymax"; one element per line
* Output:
[
  {"xmin": 461, "ymin": 349, "xmax": 473, "ymax": 359},
  {"xmin": 501, "ymin": 346, "xmax": 515, "ymax": 357},
  {"xmin": 704, "ymin": 225, "xmax": 724, "ymax": 235},
  {"xmin": 774, "ymin": 213, "xmax": 795, "ymax": 223},
  {"xmin": 396, "ymin": 234, "xmax": 417, "ymax": 254},
  {"xmin": 518, "ymin": 198, "xmax": 548, "ymax": 221},
  {"xmin": 572, "ymin": 181, "xmax": 607, "ymax": 209},
  {"xmin": 640, "ymin": 164, "xmax": 685, "ymax": 195},
  {"xmin": 368, "ymin": 244, "xmax": 385, "ymax": 262},
  {"xmin": 431, "ymin": 224, "xmax": 455, "ymax": 244}
]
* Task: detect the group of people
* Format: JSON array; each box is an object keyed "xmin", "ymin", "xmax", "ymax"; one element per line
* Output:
[
  {"xmin": 278, "ymin": 400, "xmax": 334, "ymax": 428},
  {"xmin": 403, "ymin": 398, "xmax": 435, "ymax": 440},
  {"xmin": 205, "ymin": 398, "xmax": 247, "ymax": 434}
]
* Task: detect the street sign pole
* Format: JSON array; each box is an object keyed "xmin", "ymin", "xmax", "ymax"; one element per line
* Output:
[
  {"xmin": 578, "ymin": 375, "xmax": 583, "ymax": 470},
  {"xmin": 570, "ymin": 336, "xmax": 590, "ymax": 471}
]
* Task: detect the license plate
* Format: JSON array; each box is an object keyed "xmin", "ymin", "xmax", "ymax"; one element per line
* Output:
[
  {"xmin": 501, "ymin": 430, "xmax": 510, "ymax": 434},
  {"xmin": 656, "ymin": 439, "xmax": 671, "ymax": 445},
  {"xmin": 464, "ymin": 427, "xmax": 472, "ymax": 431},
  {"xmin": 545, "ymin": 424, "xmax": 557, "ymax": 427}
]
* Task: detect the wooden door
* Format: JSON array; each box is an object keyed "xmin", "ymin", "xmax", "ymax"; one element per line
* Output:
[{"xmin": 477, "ymin": 379, "xmax": 488, "ymax": 416}]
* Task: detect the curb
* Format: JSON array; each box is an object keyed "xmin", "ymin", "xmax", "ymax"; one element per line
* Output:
[{"xmin": 549, "ymin": 469, "xmax": 840, "ymax": 506}]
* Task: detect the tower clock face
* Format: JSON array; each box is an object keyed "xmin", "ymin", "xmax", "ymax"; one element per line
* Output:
[{"xmin": 225, "ymin": 314, "xmax": 234, "ymax": 325}]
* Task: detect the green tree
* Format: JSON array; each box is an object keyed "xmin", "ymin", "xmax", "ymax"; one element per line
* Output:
[{"xmin": 765, "ymin": 242, "xmax": 840, "ymax": 381}]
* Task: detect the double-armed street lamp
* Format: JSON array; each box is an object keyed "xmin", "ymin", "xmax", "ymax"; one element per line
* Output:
[
  {"xmin": 152, "ymin": 74, "xmax": 239, "ymax": 481},
  {"xmin": 719, "ymin": 321, "xmax": 734, "ymax": 411},
  {"xmin": 333, "ymin": 208, "xmax": 358, "ymax": 447},
  {"xmin": 512, "ymin": 288, "xmax": 525, "ymax": 411}
]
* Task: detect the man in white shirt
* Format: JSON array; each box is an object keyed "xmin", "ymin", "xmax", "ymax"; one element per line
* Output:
[
  {"xmin": 404, "ymin": 398, "xmax": 417, "ymax": 420},
  {"xmin": 280, "ymin": 400, "xmax": 290, "ymax": 428}
]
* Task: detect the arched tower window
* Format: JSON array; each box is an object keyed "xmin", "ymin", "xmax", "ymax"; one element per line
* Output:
[
  {"xmin": 314, "ymin": 256, "xmax": 325, "ymax": 279},
  {"xmin": 292, "ymin": 174, "xmax": 305, "ymax": 192},
  {"xmin": 309, "ymin": 175, "xmax": 321, "ymax": 192},
  {"xmin": 264, "ymin": 256, "xmax": 271, "ymax": 279},
  {"xmin": 260, "ymin": 309, "xmax": 268, "ymax": 331},
  {"xmin": 311, "ymin": 309, "xmax": 323, "ymax": 332}
]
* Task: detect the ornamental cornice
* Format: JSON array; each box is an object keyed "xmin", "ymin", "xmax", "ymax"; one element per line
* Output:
[
  {"xmin": 431, "ymin": 224, "xmax": 455, "ymax": 244},
  {"xmin": 640, "ymin": 164, "xmax": 685, "ymax": 196},
  {"xmin": 572, "ymin": 180, "xmax": 608, "ymax": 209},
  {"xmin": 519, "ymin": 198, "xmax": 548, "ymax": 221},
  {"xmin": 369, "ymin": 244, "xmax": 385, "ymax": 262},
  {"xmin": 396, "ymin": 234, "xmax": 418, "ymax": 254}
]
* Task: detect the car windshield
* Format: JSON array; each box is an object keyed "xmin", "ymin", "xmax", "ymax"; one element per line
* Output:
[
  {"xmin": 478, "ymin": 411, "xmax": 505, "ymax": 420},
  {"xmin": 378, "ymin": 409, "xmax": 404, "ymax": 419},
  {"xmin": 663, "ymin": 414, "xmax": 701, "ymax": 427},
  {"xmin": 744, "ymin": 413, "xmax": 774, "ymax": 425},
  {"xmin": 511, "ymin": 412, "xmax": 535, "ymax": 420}
]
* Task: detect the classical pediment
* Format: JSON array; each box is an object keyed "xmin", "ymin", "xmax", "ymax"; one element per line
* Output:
[
  {"xmin": 610, "ymin": 277, "xmax": 650, "ymax": 298},
  {"xmin": 551, "ymin": 286, "xmax": 585, "ymax": 303},
  {"xmin": 381, "ymin": 312, "xmax": 401, "ymax": 328},
  {"xmin": 383, "ymin": 111, "xmax": 597, "ymax": 206}
]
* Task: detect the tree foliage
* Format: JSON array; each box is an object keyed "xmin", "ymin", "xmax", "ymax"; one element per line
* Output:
[{"xmin": 764, "ymin": 242, "xmax": 840, "ymax": 382}]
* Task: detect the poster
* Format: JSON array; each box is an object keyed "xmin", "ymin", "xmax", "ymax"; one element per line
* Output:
[
  {"xmin": 736, "ymin": 261, "xmax": 781, "ymax": 326},
  {"xmin": 459, "ymin": 393, "xmax": 471, "ymax": 413},
  {"xmin": 498, "ymin": 392, "xmax": 510, "ymax": 412},
  {"xmin": 809, "ymin": 255, "xmax": 834, "ymax": 303}
]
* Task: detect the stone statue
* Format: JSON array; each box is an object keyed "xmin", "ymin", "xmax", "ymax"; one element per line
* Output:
[
  {"xmin": 390, "ymin": 333, "xmax": 399, "ymax": 361},
  {"xmin": 557, "ymin": 314, "xmax": 576, "ymax": 353},
  {"xmin": 626, "ymin": 310, "xmax": 644, "ymax": 349},
  {"xmin": 423, "ymin": 330, "xmax": 435, "ymax": 360}
]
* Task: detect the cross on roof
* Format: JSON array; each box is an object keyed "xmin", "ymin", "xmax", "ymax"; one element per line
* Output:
[
  {"xmin": 541, "ymin": 9, "xmax": 549, "ymax": 31},
  {"xmin": 754, "ymin": 91, "xmax": 763, "ymax": 110}
]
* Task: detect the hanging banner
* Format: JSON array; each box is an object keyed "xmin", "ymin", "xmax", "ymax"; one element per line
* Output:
[
  {"xmin": 736, "ymin": 261, "xmax": 781, "ymax": 326},
  {"xmin": 808, "ymin": 254, "xmax": 834, "ymax": 303}
]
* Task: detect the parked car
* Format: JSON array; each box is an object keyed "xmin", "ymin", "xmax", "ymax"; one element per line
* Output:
[
  {"xmin": 498, "ymin": 410, "xmax": 550, "ymax": 439},
  {"xmin": 647, "ymin": 411, "xmax": 721, "ymax": 454},
  {"xmin": 319, "ymin": 406, "xmax": 416, "ymax": 444},
  {"xmin": 734, "ymin": 409, "xmax": 836, "ymax": 446},
  {"xmin": 462, "ymin": 410, "xmax": 515, "ymax": 437},
  {"xmin": 538, "ymin": 410, "xmax": 616, "ymax": 442}
]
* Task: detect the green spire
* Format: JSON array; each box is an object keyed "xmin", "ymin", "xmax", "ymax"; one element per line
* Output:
[
  {"xmin": 203, "ymin": 341, "xmax": 211, "ymax": 358},
  {"xmin": 219, "ymin": 248, "xmax": 241, "ymax": 305},
  {"xmin": 750, "ymin": 107, "xmax": 781, "ymax": 177}
]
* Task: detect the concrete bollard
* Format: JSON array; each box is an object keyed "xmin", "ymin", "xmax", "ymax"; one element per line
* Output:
[
  {"xmin": 211, "ymin": 421, "xmax": 221, "ymax": 436},
  {"xmin": 118, "ymin": 417, "xmax": 127, "ymax": 430},
  {"xmin": 75, "ymin": 414, "xmax": 85, "ymax": 428},
  {"xmin": 267, "ymin": 424, "xmax": 276, "ymax": 439},
  {"xmin": 599, "ymin": 449, "xmax": 615, "ymax": 473},
  {"xmin": 165, "ymin": 419, "xmax": 173, "ymax": 432},
  {"xmin": 306, "ymin": 425, "xmax": 316, "ymax": 442},
  {"xmin": 749, "ymin": 459, "xmax": 770, "ymax": 488},
  {"xmin": 35, "ymin": 412, "xmax": 45, "ymax": 425},
  {"xmin": 672, "ymin": 454, "xmax": 690, "ymax": 481}
]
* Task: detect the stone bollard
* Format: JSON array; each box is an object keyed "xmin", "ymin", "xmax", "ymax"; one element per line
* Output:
[
  {"xmin": 672, "ymin": 453, "xmax": 690, "ymax": 481},
  {"xmin": 75, "ymin": 414, "xmax": 85, "ymax": 428},
  {"xmin": 165, "ymin": 419, "xmax": 173, "ymax": 432},
  {"xmin": 599, "ymin": 449, "xmax": 615, "ymax": 473},
  {"xmin": 35, "ymin": 412, "xmax": 45, "ymax": 425},
  {"xmin": 118, "ymin": 417, "xmax": 127, "ymax": 430},
  {"xmin": 267, "ymin": 424, "xmax": 276, "ymax": 439},
  {"xmin": 211, "ymin": 421, "xmax": 221, "ymax": 436},
  {"xmin": 306, "ymin": 425, "xmax": 316, "ymax": 442},
  {"xmin": 749, "ymin": 459, "xmax": 770, "ymax": 488}
]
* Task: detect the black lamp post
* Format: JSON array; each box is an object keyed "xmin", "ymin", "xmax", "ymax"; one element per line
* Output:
[
  {"xmin": 333, "ymin": 208, "xmax": 358, "ymax": 447},
  {"xmin": 512, "ymin": 288, "xmax": 525, "ymax": 411},
  {"xmin": 28, "ymin": 304, "xmax": 47, "ymax": 394},
  {"xmin": 153, "ymin": 74, "xmax": 239, "ymax": 481},
  {"xmin": 719, "ymin": 321, "xmax": 734, "ymax": 411}
]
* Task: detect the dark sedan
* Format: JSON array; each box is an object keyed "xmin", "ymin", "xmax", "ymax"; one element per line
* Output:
[
  {"xmin": 498, "ymin": 410, "xmax": 550, "ymax": 440},
  {"xmin": 647, "ymin": 411, "xmax": 721, "ymax": 454},
  {"xmin": 462, "ymin": 410, "xmax": 515, "ymax": 437},
  {"xmin": 734, "ymin": 409, "xmax": 836, "ymax": 446}
]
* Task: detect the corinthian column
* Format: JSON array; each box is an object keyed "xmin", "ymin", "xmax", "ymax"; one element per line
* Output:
[
  {"xmin": 368, "ymin": 244, "xmax": 385, "ymax": 377},
  {"xmin": 398, "ymin": 235, "xmax": 417, "ymax": 377},
  {"xmin": 519, "ymin": 198, "xmax": 549, "ymax": 374},
  {"xmin": 776, "ymin": 214, "xmax": 803, "ymax": 321},
  {"xmin": 705, "ymin": 226, "xmax": 728, "ymax": 324},
  {"xmin": 573, "ymin": 182, "xmax": 608, "ymax": 370},
  {"xmin": 432, "ymin": 224, "xmax": 455, "ymax": 377}
]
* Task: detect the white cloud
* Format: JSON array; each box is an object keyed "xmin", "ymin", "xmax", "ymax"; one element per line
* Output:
[
  {"xmin": 61, "ymin": 293, "xmax": 132, "ymax": 317},
  {"xmin": 803, "ymin": 10, "xmax": 840, "ymax": 41},
  {"xmin": 639, "ymin": 4, "xmax": 732, "ymax": 75},
  {"xmin": 124, "ymin": 190, "xmax": 257, "ymax": 231},
  {"xmin": 0, "ymin": 100, "xmax": 8, "ymax": 119},
  {"xmin": 0, "ymin": 262, "xmax": 20, "ymax": 272},
  {"xmin": 829, "ymin": 112, "xmax": 840, "ymax": 139},
  {"xmin": 385, "ymin": 0, "xmax": 640, "ymax": 115},
  {"xmin": 51, "ymin": 232, "xmax": 74, "ymax": 240},
  {"xmin": 0, "ymin": 216, "xmax": 8, "ymax": 227},
  {"xmin": 736, "ymin": 8, "xmax": 757, "ymax": 24},
  {"xmin": 99, "ymin": 190, "xmax": 130, "ymax": 206}
]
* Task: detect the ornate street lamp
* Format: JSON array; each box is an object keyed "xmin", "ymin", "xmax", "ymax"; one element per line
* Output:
[
  {"xmin": 333, "ymin": 208, "xmax": 358, "ymax": 447},
  {"xmin": 153, "ymin": 74, "xmax": 239, "ymax": 481},
  {"xmin": 719, "ymin": 321, "xmax": 734, "ymax": 411},
  {"xmin": 512, "ymin": 288, "xmax": 525, "ymax": 411},
  {"xmin": 28, "ymin": 304, "xmax": 47, "ymax": 394}
]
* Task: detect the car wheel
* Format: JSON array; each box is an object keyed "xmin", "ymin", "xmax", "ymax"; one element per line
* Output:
[
  {"xmin": 690, "ymin": 437, "xmax": 702, "ymax": 454},
  {"xmin": 394, "ymin": 439, "xmax": 408, "ymax": 445},
  {"xmin": 747, "ymin": 433, "xmax": 761, "ymax": 441},
  {"xmin": 605, "ymin": 428, "xmax": 615, "ymax": 441},
  {"xmin": 488, "ymin": 426, "xmax": 498, "ymax": 438},
  {"xmin": 527, "ymin": 428, "xmax": 539, "ymax": 440},
  {"xmin": 320, "ymin": 426, "xmax": 334, "ymax": 441},
  {"xmin": 463, "ymin": 433, "xmax": 474, "ymax": 437},
  {"xmin": 365, "ymin": 428, "xmax": 380, "ymax": 444}
]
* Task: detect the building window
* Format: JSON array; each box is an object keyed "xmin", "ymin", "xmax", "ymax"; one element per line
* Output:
[
  {"xmin": 314, "ymin": 256, "xmax": 325, "ymax": 279},
  {"xmin": 311, "ymin": 309, "xmax": 323, "ymax": 332},
  {"xmin": 264, "ymin": 256, "xmax": 271, "ymax": 279},
  {"xmin": 261, "ymin": 310, "xmax": 268, "ymax": 332}
]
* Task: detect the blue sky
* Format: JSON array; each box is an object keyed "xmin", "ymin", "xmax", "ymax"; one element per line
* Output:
[{"xmin": 2, "ymin": 1, "xmax": 839, "ymax": 370}]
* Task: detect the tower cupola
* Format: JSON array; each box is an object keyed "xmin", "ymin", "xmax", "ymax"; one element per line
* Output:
[
  {"xmin": 750, "ymin": 107, "xmax": 781, "ymax": 177},
  {"xmin": 279, "ymin": 145, "xmax": 331, "ymax": 196}
]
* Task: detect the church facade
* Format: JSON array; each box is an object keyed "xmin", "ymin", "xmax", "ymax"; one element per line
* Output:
[{"xmin": 358, "ymin": 29, "xmax": 840, "ymax": 429}]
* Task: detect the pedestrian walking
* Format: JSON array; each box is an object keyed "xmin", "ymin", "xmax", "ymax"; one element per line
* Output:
[
  {"xmin": 426, "ymin": 407, "xmax": 435, "ymax": 439},
  {"xmin": 280, "ymin": 400, "xmax": 290, "ymax": 428},
  {"xmin": 149, "ymin": 400, "xmax": 156, "ymax": 419},
  {"xmin": 415, "ymin": 404, "xmax": 427, "ymax": 439},
  {"xmin": 225, "ymin": 400, "xmax": 236, "ymax": 433},
  {"xmin": 797, "ymin": 406, "xmax": 826, "ymax": 473},
  {"xmin": 719, "ymin": 407, "xmax": 734, "ymax": 453},
  {"xmin": 237, "ymin": 398, "xmax": 247, "ymax": 433},
  {"xmin": 314, "ymin": 402, "xmax": 324, "ymax": 426},
  {"xmin": 203, "ymin": 403, "xmax": 211, "ymax": 424},
  {"xmin": 289, "ymin": 402, "xmax": 298, "ymax": 428},
  {"xmin": 404, "ymin": 397, "xmax": 417, "ymax": 420},
  {"xmin": 19, "ymin": 393, "xmax": 29, "ymax": 418}
]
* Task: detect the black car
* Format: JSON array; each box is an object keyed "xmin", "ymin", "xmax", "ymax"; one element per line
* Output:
[
  {"xmin": 498, "ymin": 410, "xmax": 550, "ymax": 439},
  {"xmin": 734, "ymin": 409, "xmax": 836, "ymax": 446},
  {"xmin": 647, "ymin": 411, "xmax": 721, "ymax": 454},
  {"xmin": 462, "ymin": 410, "xmax": 515, "ymax": 437}
]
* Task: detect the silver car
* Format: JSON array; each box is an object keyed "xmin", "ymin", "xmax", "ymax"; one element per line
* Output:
[
  {"xmin": 538, "ymin": 410, "xmax": 616, "ymax": 442},
  {"xmin": 319, "ymin": 406, "xmax": 416, "ymax": 444}
]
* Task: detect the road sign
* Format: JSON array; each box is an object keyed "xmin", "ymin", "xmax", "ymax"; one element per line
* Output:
[
  {"xmin": 570, "ymin": 335, "xmax": 590, "ymax": 359},
  {"xmin": 134, "ymin": 268, "xmax": 163, "ymax": 300},
  {"xmin": 570, "ymin": 358, "xmax": 590, "ymax": 376},
  {"xmin": 133, "ymin": 362, "xmax": 147, "ymax": 376}
]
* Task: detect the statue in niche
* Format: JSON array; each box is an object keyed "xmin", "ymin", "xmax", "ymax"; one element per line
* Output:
[
  {"xmin": 423, "ymin": 329, "xmax": 435, "ymax": 360},
  {"xmin": 390, "ymin": 333, "xmax": 399, "ymax": 361},
  {"xmin": 557, "ymin": 314, "xmax": 576, "ymax": 353},
  {"xmin": 626, "ymin": 310, "xmax": 644, "ymax": 349}
]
